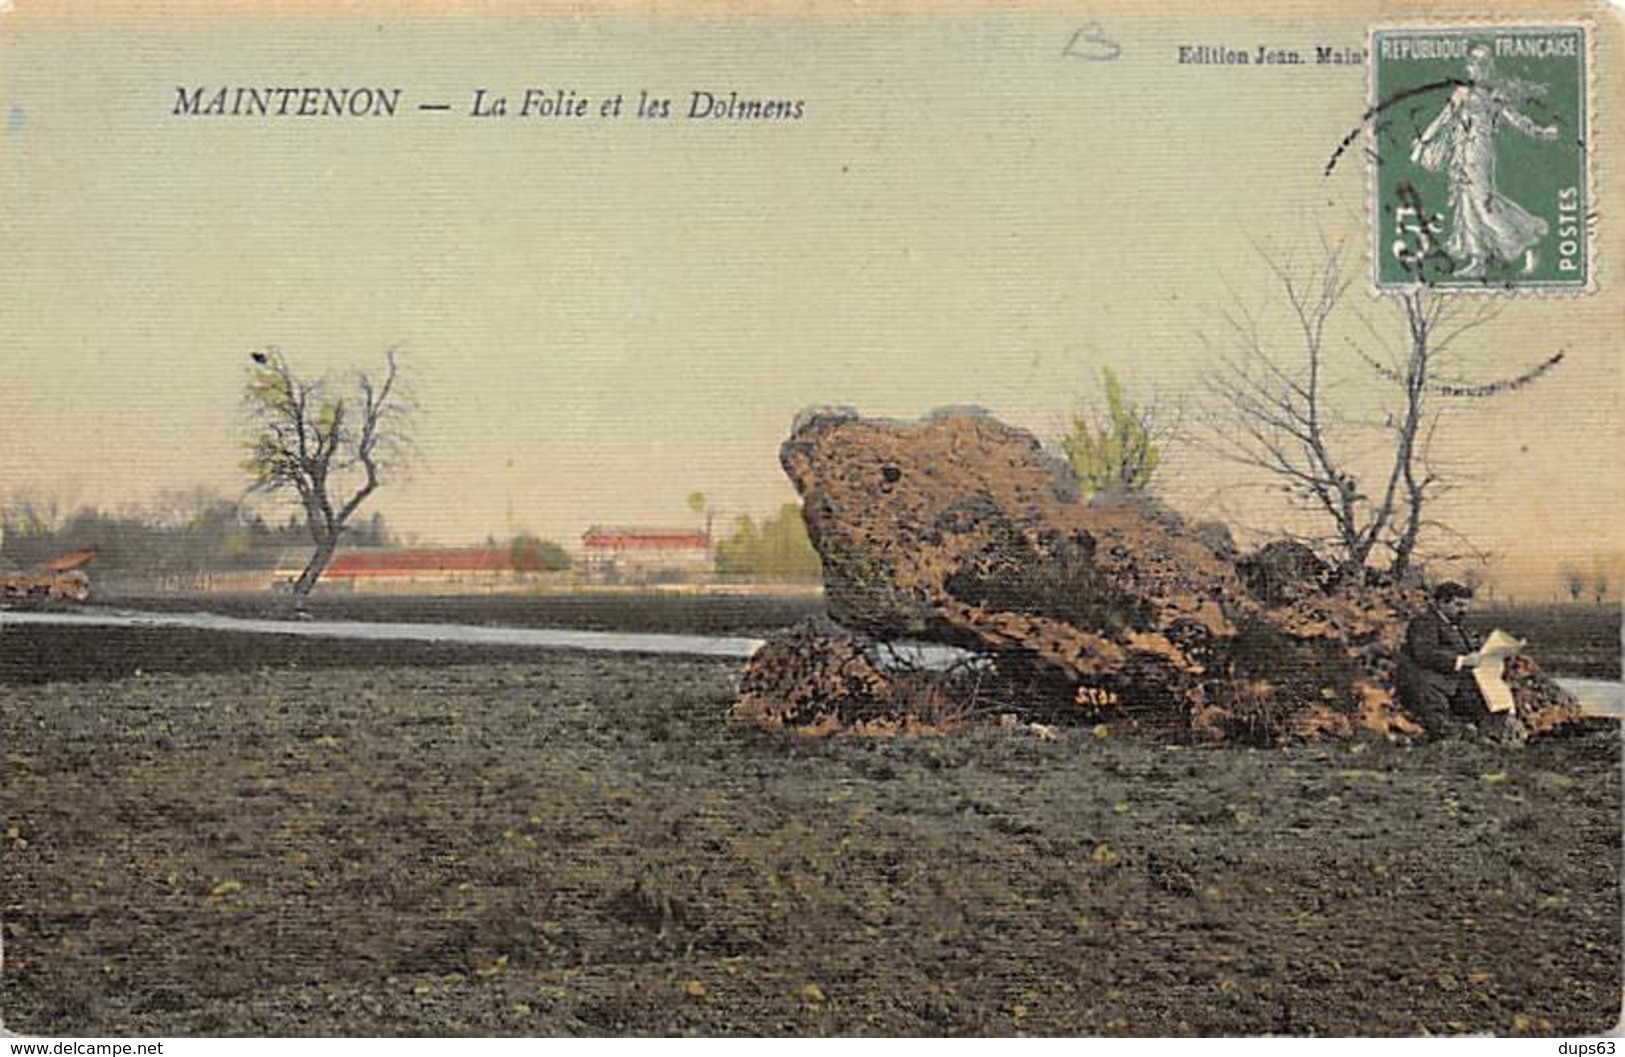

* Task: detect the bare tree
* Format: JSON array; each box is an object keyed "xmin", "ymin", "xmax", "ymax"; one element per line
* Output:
[
  {"xmin": 1202, "ymin": 237, "xmax": 1561, "ymax": 581},
  {"xmin": 1592, "ymin": 563, "xmax": 1610, "ymax": 604},
  {"xmin": 242, "ymin": 347, "xmax": 412, "ymax": 599},
  {"xmin": 1559, "ymin": 565, "xmax": 1587, "ymax": 603},
  {"xmin": 0, "ymin": 490, "xmax": 70, "ymax": 537},
  {"xmin": 1459, "ymin": 564, "xmax": 1488, "ymax": 598},
  {"xmin": 141, "ymin": 485, "xmax": 241, "ymax": 531}
]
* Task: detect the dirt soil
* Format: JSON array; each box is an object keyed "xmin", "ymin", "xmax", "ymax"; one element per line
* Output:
[
  {"xmin": 1470, "ymin": 604, "xmax": 1622, "ymax": 681},
  {"xmin": 94, "ymin": 591, "xmax": 827, "ymax": 639},
  {"xmin": 0, "ymin": 632, "xmax": 1618, "ymax": 1036}
]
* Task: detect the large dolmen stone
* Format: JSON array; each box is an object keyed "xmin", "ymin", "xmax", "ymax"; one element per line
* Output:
[{"xmin": 736, "ymin": 408, "xmax": 1584, "ymax": 742}]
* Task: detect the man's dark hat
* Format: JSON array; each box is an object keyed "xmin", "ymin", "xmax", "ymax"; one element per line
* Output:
[{"xmin": 1433, "ymin": 580, "xmax": 1474, "ymax": 602}]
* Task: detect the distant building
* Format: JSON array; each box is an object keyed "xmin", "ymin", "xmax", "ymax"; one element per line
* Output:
[
  {"xmin": 580, "ymin": 526, "xmax": 712, "ymax": 582},
  {"xmin": 42, "ymin": 549, "xmax": 97, "ymax": 573},
  {"xmin": 274, "ymin": 547, "xmax": 559, "ymax": 591}
]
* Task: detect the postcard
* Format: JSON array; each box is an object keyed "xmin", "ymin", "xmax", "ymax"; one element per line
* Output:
[{"xmin": 0, "ymin": 0, "xmax": 1620, "ymax": 1039}]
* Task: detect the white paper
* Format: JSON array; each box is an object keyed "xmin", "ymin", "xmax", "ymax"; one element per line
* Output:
[{"xmin": 1471, "ymin": 629, "xmax": 1526, "ymax": 715}]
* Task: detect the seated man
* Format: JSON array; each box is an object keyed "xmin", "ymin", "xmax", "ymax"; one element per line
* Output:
[{"xmin": 1396, "ymin": 581, "xmax": 1486, "ymax": 737}]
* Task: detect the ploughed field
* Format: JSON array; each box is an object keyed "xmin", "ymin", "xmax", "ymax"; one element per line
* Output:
[
  {"xmin": 98, "ymin": 590, "xmax": 828, "ymax": 638},
  {"xmin": 9, "ymin": 594, "xmax": 1613, "ymax": 686},
  {"xmin": 0, "ymin": 618, "xmax": 1619, "ymax": 1036},
  {"xmin": 0, "ymin": 592, "xmax": 824, "ymax": 686},
  {"xmin": 1470, "ymin": 603, "xmax": 1621, "ymax": 681}
]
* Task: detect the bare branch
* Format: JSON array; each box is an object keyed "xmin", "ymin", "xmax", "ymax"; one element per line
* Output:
[
  {"xmin": 242, "ymin": 347, "xmax": 412, "ymax": 599},
  {"xmin": 1200, "ymin": 235, "xmax": 1561, "ymax": 580}
]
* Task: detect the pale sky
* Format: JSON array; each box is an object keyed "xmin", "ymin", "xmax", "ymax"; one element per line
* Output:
[{"xmin": 0, "ymin": 1, "xmax": 1620, "ymax": 593}]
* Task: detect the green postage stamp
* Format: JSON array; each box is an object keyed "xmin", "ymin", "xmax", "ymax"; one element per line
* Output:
[{"xmin": 1371, "ymin": 24, "xmax": 1591, "ymax": 292}]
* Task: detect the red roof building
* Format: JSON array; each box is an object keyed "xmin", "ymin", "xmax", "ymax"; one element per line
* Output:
[
  {"xmin": 580, "ymin": 526, "xmax": 712, "ymax": 580},
  {"xmin": 323, "ymin": 548, "xmax": 520, "ymax": 579},
  {"xmin": 581, "ymin": 527, "xmax": 711, "ymax": 552},
  {"xmin": 42, "ymin": 549, "xmax": 97, "ymax": 573},
  {"xmin": 271, "ymin": 546, "xmax": 569, "ymax": 593}
]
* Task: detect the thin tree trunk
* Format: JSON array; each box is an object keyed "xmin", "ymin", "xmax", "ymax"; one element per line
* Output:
[
  {"xmin": 292, "ymin": 533, "xmax": 339, "ymax": 600},
  {"xmin": 1385, "ymin": 293, "xmax": 1432, "ymax": 582}
]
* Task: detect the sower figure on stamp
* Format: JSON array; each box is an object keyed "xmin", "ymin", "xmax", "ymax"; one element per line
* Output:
[
  {"xmin": 1410, "ymin": 45, "xmax": 1561, "ymax": 279},
  {"xmin": 1396, "ymin": 581, "xmax": 1490, "ymax": 738}
]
